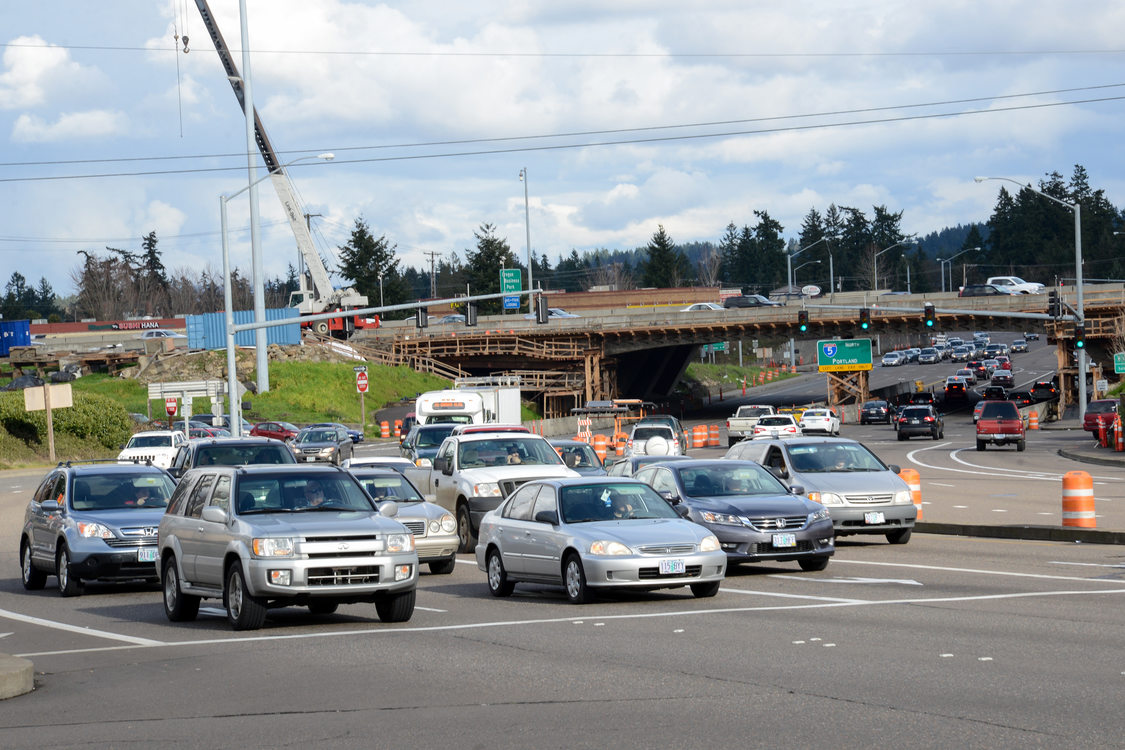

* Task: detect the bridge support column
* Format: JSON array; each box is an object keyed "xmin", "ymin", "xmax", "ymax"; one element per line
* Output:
[{"xmin": 826, "ymin": 370, "xmax": 870, "ymax": 418}]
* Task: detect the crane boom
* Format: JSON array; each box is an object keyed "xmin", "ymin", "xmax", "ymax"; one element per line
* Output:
[{"xmin": 192, "ymin": 0, "xmax": 368, "ymax": 318}]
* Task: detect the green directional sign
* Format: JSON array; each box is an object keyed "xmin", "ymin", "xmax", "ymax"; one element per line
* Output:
[
  {"xmin": 500, "ymin": 268, "xmax": 522, "ymax": 310},
  {"xmin": 1115, "ymin": 352, "xmax": 1125, "ymax": 374},
  {"xmin": 817, "ymin": 339, "xmax": 873, "ymax": 372},
  {"xmin": 711, "ymin": 341, "xmax": 728, "ymax": 352}
]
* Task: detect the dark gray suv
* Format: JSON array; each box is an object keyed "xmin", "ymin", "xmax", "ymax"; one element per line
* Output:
[{"xmin": 167, "ymin": 436, "xmax": 296, "ymax": 479}]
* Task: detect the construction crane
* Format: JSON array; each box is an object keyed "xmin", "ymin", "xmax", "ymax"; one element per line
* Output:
[{"xmin": 192, "ymin": 0, "xmax": 374, "ymax": 337}]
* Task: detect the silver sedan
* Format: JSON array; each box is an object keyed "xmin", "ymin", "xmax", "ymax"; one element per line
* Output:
[
  {"xmin": 475, "ymin": 478, "xmax": 726, "ymax": 603},
  {"xmin": 350, "ymin": 468, "xmax": 459, "ymax": 575}
]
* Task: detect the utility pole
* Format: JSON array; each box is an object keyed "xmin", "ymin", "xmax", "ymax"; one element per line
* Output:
[{"xmin": 424, "ymin": 250, "xmax": 439, "ymax": 298}]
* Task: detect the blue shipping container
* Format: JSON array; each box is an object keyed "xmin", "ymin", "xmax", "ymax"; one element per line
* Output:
[
  {"xmin": 0, "ymin": 320, "xmax": 31, "ymax": 357},
  {"xmin": 186, "ymin": 308, "xmax": 301, "ymax": 350}
]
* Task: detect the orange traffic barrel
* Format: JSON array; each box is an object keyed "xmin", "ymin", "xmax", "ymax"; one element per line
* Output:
[
  {"xmin": 1061, "ymin": 471, "xmax": 1095, "ymax": 528},
  {"xmin": 898, "ymin": 468, "xmax": 922, "ymax": 520},
  {"xmin": 393, "ymin": 419, "xmax": 402, "ymax": 438},
  {"xmin": 614, "ymin": 431, "xmax": 627, "ymax": 456},
  {"xmin": 380, "ymin": 421, "xmax": 390, "ymax": 439},
  {"xmin": 708, "ymin": 424, "xmax": 720, "ymax": 447},
  {"xmin": 692, "ymin": 424, "xmax": 708, "ymax": 449},
  {"xmin": 592, "ymin": 434, "xmax": 608, "ymax": 462},
  {"xmin": 1028, "ymin": 411, "xmax": 1039, "ymax": 430}
]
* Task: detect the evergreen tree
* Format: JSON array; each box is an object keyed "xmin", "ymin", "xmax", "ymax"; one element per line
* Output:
[
  {"xmin": 641, "ymin": 225, "xmax": 693, "ymax": 288},
  {"xmin": 464, "ymin": 224, "xmax": 518, "ymax": 313},
  {"xmin": 336, "ymin": 218, "xmax": 409, "ymax": 308}
]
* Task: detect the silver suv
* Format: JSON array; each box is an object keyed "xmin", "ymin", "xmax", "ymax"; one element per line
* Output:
[{"xmin": 158, "ymin": 465, "xmax": 418, "ymax": 630}]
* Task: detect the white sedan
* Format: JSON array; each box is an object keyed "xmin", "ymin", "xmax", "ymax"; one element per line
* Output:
[
  {"xmin": 752, "ymin": 415, "xmax": 802, "ymax": 439},
  {"xmin": 798, "ymin": 408, "xmax": 841, "ymax": 436},
  {"xmin": 681, "ymin": 302, "xmax": 725, "ymax": 312}
]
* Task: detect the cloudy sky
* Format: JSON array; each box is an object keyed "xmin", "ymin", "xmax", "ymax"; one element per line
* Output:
[{"xmin": 2, "ymin": 1, "xmax": 1123, "ymax": 298}]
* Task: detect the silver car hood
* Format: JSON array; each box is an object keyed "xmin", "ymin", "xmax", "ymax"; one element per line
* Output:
[
  {"xmin": 576, "ymin": 518, "xmax": 710, "ymax": 546},
  {"xmin": 790, "ymin": 470, "xmax": 908, "ymax": 494},
  {"xmin": 237, "ymin": 511, "xmax": 407, "ymax": 535}
]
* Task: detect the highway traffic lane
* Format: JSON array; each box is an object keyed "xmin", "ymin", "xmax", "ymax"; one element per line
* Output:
[{"xmin": 2, "ymin": 536, "xmax": 1124, "ymax": 747}]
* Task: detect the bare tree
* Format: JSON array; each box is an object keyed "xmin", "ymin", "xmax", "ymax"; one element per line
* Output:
[
  {"xmin": 587, "ymin": 262, "xmax": 635, "ymax": 291},
  {"xmin": 696, "ymin": 247, "xmax": 722, "ymax": 287}
]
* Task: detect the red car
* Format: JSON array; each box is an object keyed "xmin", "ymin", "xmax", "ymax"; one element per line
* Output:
[
  {"xmin": 250, "ymin": 420, "xmax": 300, "ymax": 441},
  {"xmin": 1082, "ymin": 399, "xmax": 1119, "ymax": 434}
]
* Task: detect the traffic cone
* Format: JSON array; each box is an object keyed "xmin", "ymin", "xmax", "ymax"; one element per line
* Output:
[{"xmin": 1028, "ymin": 411, "xmax": 1039, "ymax": 430}]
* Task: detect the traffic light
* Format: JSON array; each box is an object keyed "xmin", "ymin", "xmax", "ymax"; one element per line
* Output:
[
  {"xmin": 859, "ymin": 308, "xmax": 871, "ymax": 330},
  {"xmin": 415, "ymin": 307, "xmax": 429, "ymax": 329},
  {"xmin": 1048, "ymin": 289, "xmax": 1060, "ymax": 318},
  {"xmin": 923, "ymin": 303, "xmax": 936, "ymax": 328},
  {"xmin": 797, "ymin": 310, "xmax": 809, "ymax": 332},
  {"xmin": 465, "ymin": 301, "xmax": 478, "ymax": 327},
  {"xmin": 1075, "ymin": 324, "xmax": 1085, "ymax": 349}
]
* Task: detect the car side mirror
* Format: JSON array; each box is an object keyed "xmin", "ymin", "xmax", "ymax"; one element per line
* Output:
[
  {"xmin": 201, "ymin": 506, "xmax": 227, "ymax": 524},
  {"xmin": 534, "ymin": 509, "xmax": 559, "ymax": 525},
  {"xmin": 887, "ymin": 464, "xmax": 901, "ymax": 474},
  {"xmin": 441, "ymin": 458, "xmax": 454, "ymax": 476},
  {"xmin": 673, "ymin": 504, "xmax": 690, "ymax": 518},
  {"xmin": 40, "ymin": 499, "xmax": 60, "ymax": 513},
  {"xmin": 378, "ymin": 501, "xmax": 399, "ymax": 518},
  {"xmin": 767, "ymin": 466, "xmax": 788, "ymax": 480},
  {"xmin": 432, "ymin": 457, "xmax": 447, "ymax": 473},
  {"xmin": 658, "ymin": 490, "xmax": 681, "ymax": 505},
  {"xmin": 788, "ymin": 485, "xmax": 805, "ymax": 496}
]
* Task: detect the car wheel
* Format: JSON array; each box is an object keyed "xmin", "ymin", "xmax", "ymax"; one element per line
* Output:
[
  {"xmin": 429, "ymin": 557, "xmax": 456, "ymax": 575},
  {"xmin": 486, "ymin": 548, "xmax": 515, "ymax": 597},
  {"xmin": 897, "ymin": 432, "xmax": 906, "ymax": 441},
  {"xmin": 1017, "ymin": 439, "xmax": 1026, "ymax": 452},
  {"xmin": 690, "ymin": 579, "xmax": 721, "ymax": 598},
  {"xmin": 932, "ymin": 430, "xmax": 940, "ymax": 440},
  {"xmin": 456, "ymin": 505, "xmax": 477, "ymax": 554},
  {"xmin": 976, "ymin": 440, "xmax": 986, "ymax": 451},
  {"xmin": 225, "ymin": 562, "xmax": 267, "ymax": 631},
  {"xmin": 56, "ymin": 545, "xmax": 83, "ymax": 597},
  {"xmin": 798, "ymin": 556, "xmax": 830, "ymax": 571},
  {"xmin": 563, "ymin": 553, "xmax": 591, "ymax": 604},
  {"xmin": 886, "ymin": 528, "xmax": 912, "ymax": 545},
  {"xmin": 375, "ymin": 589, "xmax": 415, "ymax": 623},
  {"xmin": 938, "ymin": 430, "xmax": 944, "ymax": 439},
  {"xmin": 20, "ymin": 540, "xmax": 46, "ymax": 590},
  {"xmin": 162, "ymin": 556, "xmax": 199, "ymax": 621},
  {"xmin": 313, "ymin": 321, "xmax": 329, "ymax": 336},
  {"xmin": 307, "ymin": 600, "xmax": 339, "ymax": 616}
]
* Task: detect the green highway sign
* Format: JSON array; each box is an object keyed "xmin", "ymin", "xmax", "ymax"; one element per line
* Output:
[
  {"xmin": 1115, "ymin": 352, "xmax": 1125, "ymax": 374},
  {"xmin": 817, "ymin": 339, "xmax": 873, "ymax": 372},
  {"xmin": 711, "ymin": 341, "xmax": 728, "ymax": 352},
  {"xmin": 500, "ymin": 268, "xmax": 522, "ymax": 310}
]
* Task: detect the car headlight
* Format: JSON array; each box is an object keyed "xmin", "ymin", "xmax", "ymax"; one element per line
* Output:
[
  {"xmin": 809, "ymin": 507, "xmax": 831, "ymax": 523},
  {"xmin": 252, "ymin": 537, "xmax": 297, "ymax": 557},
  {"xmin": 699, "ymin": 511, "xmax": 743, "ymax": 525},
  {"xmin": 439, "ymin": 513, "xmax": 456, "ymax": 533},
  {"xmin": 472, "ymin": 482, "xmax": 502, "ymax": 497},
  {"xmin": 699, "ymin": 535, "xmax": 721, "ymax": 552},
  {"xmin": 589, "ymin": 540, "xmax": 631, "ymax": 556},
  {"xmin": 895, "ymin": 490, "xmax": 913, "ymax": 505},
  {"xmin": 320, "ymin": 446, "xmax": 336, "ymax": 455},
  {"xmin": 808, "ymin": 491, "xmax": 844, "ymax": 506},
  {"xmin": 77, "ymin": 521, "xmax": 115, "ymax": 539},
  {"xmin": 386, "ymin": 533, "xmax": 415, "ymax": 553}
]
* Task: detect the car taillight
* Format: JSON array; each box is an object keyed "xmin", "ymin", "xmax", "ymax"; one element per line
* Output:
[{"xmin": 923, "ymin": 416, "xmax": 934, "ymax": 422}]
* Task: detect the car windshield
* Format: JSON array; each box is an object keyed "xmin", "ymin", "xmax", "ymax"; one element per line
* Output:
[
  {"xmin": 632, "ymin": 426, "xmax": 673, "ymax": 441},
  {"xmin": 980, "ymin": 402, "xmax": 1019, "ymax": 419},
  {"xmin": 416, "ymin": 426, "xmax": 456, "ymax": 447},
  {"xmin": 786, "ymin": 443, "xmax": 888, "ymax": 473},
  {"xmin": 1087, "ymin": 401, "xmax": 1117, "ymax": 414},
  {"xmin": 126, "ymin": 435, "xmax": 173, "ymax": 449},
  {"xmin": 353, "ymin": 473, "xmax": 424, "ymax": 503},
  {"xmin": 235, "ymin": 474, "xmax": 374, "ymax": 514},
  {"xmin": 297, "ymin": 430, "xmax": 337, "ymax": 444},
  {"xmin": 741, "ymin": 407, "xmax": 773, "ymax": 417},
  {"xmin": 458, "ymin": 438, "xmax": 565, "ymax": 468},
  {"xmin": 195, "ymin": 444, "xmax": 295, "ymax": 466},
  {"xmin": 758, "ymin": 416, "xmax": 793, "ymax": 426},
  {"xmin": 558, "ymin": 483, "xmax": 678, "ymax": 522},
  {"xmin": 678, "ymin": 464, "xmax": 786, "ymax": 497},
  {"xmin": 70, "ymin": 473, "xmax": 176, "ymax": 511},
  {"xmin": 862, "ymin": 401, "xmax": 886, "ymax": 409},
  {"xmin": 556, "ymin": 443, "xmax": 599, "ymax": 468}
]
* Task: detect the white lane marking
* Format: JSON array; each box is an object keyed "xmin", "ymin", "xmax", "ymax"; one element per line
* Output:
[
  {"xmin": 0, "ymin": 633, "xmax": 11, "ymax": 639},
  {"xmin": 722, "ymin": 587, "xmax": 867, "ymax": 603},
  {"xmin": 19, "ymin": 588, "xmax": 1125, "ymax": 659},
  {"xmin": 930, "ymin": 482, "xmax": 956, "ymax": 487},
  {"xmin": 0, "ymin": 608, "xmax": 164, "ymax": 647},
  {"xmin": 832, "ymin": 558, "xmax": 1123, "ymax": 583},
  {"xmin": 415, "ymin": 606, "xmax": 447, "ymax": 612},
  {"xmin": 906, "ymin": 444, "xmax": 1124, "ymax": 482},
  {"xmin": 776, "ymin": 576, "xmax": 923, "ymax": 586},
  {"xmin": 1050, "ymin": 561, "xmax": 1125, "ymax": 569},
  {"xmin": 199, "ymin": 606, "xmax": 225, "ymax": 617}
]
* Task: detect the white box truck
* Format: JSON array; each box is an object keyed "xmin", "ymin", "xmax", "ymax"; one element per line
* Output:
[{"xmin": 453, "ymin": 376, "xmax": 522, "ymax": 424}]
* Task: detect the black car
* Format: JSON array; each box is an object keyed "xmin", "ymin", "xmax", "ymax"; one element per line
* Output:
[
  {"xmin": 980, "ymin": 385, "xmax": 1008, "ymax": 401},
  {"xmin": 1030, "ymin": 381, "xmax": 1058, "ymax": 401},
  {"xmin": 167, "ymin": 437, "xmax": 296, "ymax": 479},
  {"xmin": 292, "ymin": 426, "xmax": 354, "ymax": 465},
  {"xmin": 310, "ymin": 422, "xmax": 364, "ymax": 443},
  {"xmin": 1008, "ymin": 391, "xmax": 1035, "ymax": 408},
  {"xmin": 400, "ymin": 423, "xmax": 457, "ymax": 465},
  {"xmin": 896, "ymin": 405, "xmax": 944, "ymax": 440},
  {"xmin": 958, "ymin": 284, "xmax": 1014, "ymax": 297},
  {"xmin": 859, "ymin": 400, "xmax": 892, "ymax": 425},
  {"xmin": 723, "ymin": 294, "xmax": 783, "ymax": 309}
]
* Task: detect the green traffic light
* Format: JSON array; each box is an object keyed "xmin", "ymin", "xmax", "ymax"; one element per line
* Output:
[
  {"xmin": 925, "ymin": 320, "xmax": 933, "ymax": 327},
  {"xmin": 861, "ymin": 322, "xmax": 869, "ymax": 329}
]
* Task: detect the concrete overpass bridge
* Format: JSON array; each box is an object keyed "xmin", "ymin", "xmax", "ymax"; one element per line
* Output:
[{"xmin": 356, "ymin": 285, "xmax": 1125, "ymax": 417}]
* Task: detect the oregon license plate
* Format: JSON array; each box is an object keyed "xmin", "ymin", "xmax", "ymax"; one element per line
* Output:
[
  {"xmin": 772, "ymin": 533, "xmax": 797, "ymax": 548},
  {"xmin": 659, "ymin": 559, "xmax": 685, "ymax": 575},
  {"xmin": 305, "ymin": 456, "xmax": 317, "ymax": 462},
  {"xmin": 864, "ymin": 511, "xmax": 886, "ymax": 525},
  {"xmin": 137, "ymin": 548, "xmax": 158, "ymax": 563}
]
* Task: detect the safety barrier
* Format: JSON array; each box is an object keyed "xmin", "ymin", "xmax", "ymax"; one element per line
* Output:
[
  {"xmin": 1061, "ymin": 471, "xmax": 1096, "ymax": 528},
  {"xmin": 380, "ymin": 421, "xmax": 390, "ymax": 439},
  {"xmin": 898, "ymin": 468, "xmax": 922, "ymax": 520},
  {"xmin": 692, "ymin": 424, "xmax": 708, "ymax": 449},
  {"xmin": 393, "ymin": 419, "xmax": 402, "ymax": 438},
  {"xmin": 1028, "ymin": 411, "xmax": 1039, "ymax": 430},
  {"xmin": 708, "ymin": 424, "xmax": 721, "ymax": 447},
  {"xmin": 592, "ymin": 434, "xmax": 608, "ymax": 463}
]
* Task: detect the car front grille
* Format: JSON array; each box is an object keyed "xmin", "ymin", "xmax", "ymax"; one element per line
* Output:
[
  {"xmin": 307, "ymin": 565, "xmax": 380, "ymax": 586},
  {"xmin": 844, "ymin": 493, "xmax": 895, "ymax": 505},
  {"xmin": 747, "ymin": 515, "xmax": 808, "ymax": 531},
  {"xmin": 743, "ymin": 540, "xmax": 815, "ymax": 554},
  {"xmin": 107, "ymin": 527, "xmax": 159, "ymax": 547},
  {"xmin": 637, "ymin": 543, "xmax": 696, "ymax": 555},
  {"xmin": 401, "ymin": 521, "xmax": 426, "ymax": 536},
  {"xmin": 302, "ymin": 534, "xmax": 383, "ymax": 559},
  {"xmin": 638, "ymin": 565, "xmax": 702, "ymax": 579},
  {"xmin": 499, "ymin": 479, "xmax": 529, "ymax": 498}
]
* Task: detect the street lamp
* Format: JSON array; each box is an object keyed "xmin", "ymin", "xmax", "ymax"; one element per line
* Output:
[
  {"xmin": 936, "ymin": 246, "xmax": 979, "ymax": 293},
  {"xmin": 220, "ymin": 152, "xmax": 334, "ymax": 435},
  {"xmin": 788, "ymin": 237, "xmax": 828, "ymax": 300},
  {"xmin": 794, "ymin": 259, "xmax": 821, "ymax": 288},
  {"xmin": 874, "ymin": 239, "xmax": 915, "ymax": 291},
  {"xmin": 377, "ymin": 271, "xmax": 384, "ymax": 308},
  {"xmin": 975, "ymin": 176, "xmax": 1086, "ymax": 417},
  {"xmin": 519, "ymin": 168, "xmax": 533, "ymax": 305}
]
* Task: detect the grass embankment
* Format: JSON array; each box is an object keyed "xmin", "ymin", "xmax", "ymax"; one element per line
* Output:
[{"xmin": 683, "ymin": 362, "xmax": 796, "ymax": 394}]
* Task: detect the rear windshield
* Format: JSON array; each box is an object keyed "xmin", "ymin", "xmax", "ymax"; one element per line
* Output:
[
  {"xmin": 126, "ymin": 435, "xmax": 173, "ymax": 449},
  {"xmin": 739, "ymin": 407, "xmax": 772, "ymax": 417},
  {"xmin": 632, "ymin": 427, "xmax": 673, "ymax": 440},
  {"xmin": 1087, "ymin": 401, "xmax": 1118, "ymax": 414},
  {"xmin": 979, "ymin": 402, "xmax": 1020, "ymax": 420},
  {"xmin": 195, "ymin": 444, "xmax": 296, "ymax": 466},
  {"xmin": 757, "ymin": 416, "xmax": 793, "ymax": 426}
]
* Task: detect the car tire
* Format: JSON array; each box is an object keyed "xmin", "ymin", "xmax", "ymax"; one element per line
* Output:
[
  {"xmin": 798, "ymin": 556, "xmax": 830, "ymax": 571},
  {"xmin": 162, "ymin": 556, "xmax": 199, "ymax": 621},
  {"xmin": 976, "ymin": 439, "xmax": 986, "ymax": 451},
  {"xmin": 56, "ymin": 545, "xmax": 83, "ymax": 598},
  {"xmin": 456, "ymin": 505, "xmax": 477, "ymax": 554},
  {"xmin": 563, "ymin": 553, "xmax": 591, "ymax": 604},
  {"xmin": 886, "ymin": 528, "xmax": 912, "ymax": 545},
  {"xmin": 690, "ymin": 579, "xmax": 721, "ymax": 598},
  {"xmin": 898, "ymin": 432, "xmax": 906, "ymax": 441},
  {"xmin": 429, "ymin": 557, "xmax": 456, "ymax": 575},
  {"xmin": 20, "ymin": 539, "xmax": 46, "ymax": 590},
  {"xmin": 314, "ymin": 321, "xmax": 329, "ymax": 336},
  {"xmin": 486, "ymin": 548, "xmax": 515, "ymax": 597},
  {"xmin": 375, "ymin": 589, "xmax": 416, "ymax": 623},
  {"xmin": 1017, "ymin": 439, "xmax": 1026, "ymax": 452},
  {"xmin": 307, "ymin": 600, "xmax": 339, "ymax": 616},
  {"xmin": 728, "ymin": 437, "xmax": 738, "ymax": 447},
  {"xmin": 225, "ymin": 562, "xmax": 267, "ymax": 631}
]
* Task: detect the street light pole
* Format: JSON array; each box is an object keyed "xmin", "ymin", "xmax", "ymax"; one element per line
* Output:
[
  {"xmin": 787, "ymin": 238, "xmax": 828, "ymax": 369},
  {"xmin": 874, "ymin": 239, "xmax": 915, "ymax": 291},
  {"xmin": 220, "ymin": 153, "xmax": 334, "ymax": 436},
  {"xmin": 975, "ymin": 176, "xmax": 1085, "ymax": 418},
  {"xmin": 519, "ymin": 168, "xmax": 533, "ymax": 302},
  {"xmin": 936, "ymin": 246, "xmax": 980, "ymax": 294}
]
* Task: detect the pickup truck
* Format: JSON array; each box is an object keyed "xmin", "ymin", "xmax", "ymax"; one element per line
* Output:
[
  {"xmin": 726, "ymin": 404, "xmax": 776, "ymax": 446},
  {"xmin": 420, "ymin": 432, "xmax": 579, "ymax": 552},
  {"xmin": 976, "ymin": 401, "xmax": 1025, "ymax": 451},
  {"xmin": 986, "ymin": 276, "xmax": 1045, "ymax": 294}
]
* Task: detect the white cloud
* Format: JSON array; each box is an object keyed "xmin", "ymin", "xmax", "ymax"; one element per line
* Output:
[
  {"xmin": 11, "ymin": 110, "xmax": 128, "ymax": 142},
  {"xmin": 0, "ymin": 34, "xmax": 102, "ymax": 110}
]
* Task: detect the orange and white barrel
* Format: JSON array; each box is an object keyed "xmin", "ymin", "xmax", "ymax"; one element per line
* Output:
[
  {"xmin": 592, "ymin": 434, "xmax": 608, "ymax": 463},
  {"xmin": 393, "ymin": 419, "xmax": 402, "ymax": 438},
  {"xmin": 708, "ymin": 424, "xmax": 721, "ymax": 447},
  {"xmin": 692, "ymin": 424, "xmax": 708, "ymax": 449},
  {"xmin": 898, "ymin": 467, "xmax": 922, "ymax": 520},
  {"xmin": 380, "ymin": 421, "xmax": 390, "ymax": 439},
  {"xmin": 1061, "ymin": 471, "xmax": 1096, "ymax": 528},
  {"xmin": 1028, "ymin": 411, "xmax": 1039, "ymax": 430}
]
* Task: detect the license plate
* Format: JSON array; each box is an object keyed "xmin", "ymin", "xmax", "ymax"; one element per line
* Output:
[
  {"xmin": 659, "ymin": 559, "xmax": 685, "ymax": 575},
  {"xmin": 864, "ymin": 511, "xmax": 885, "ymax": 525},
  {"xmin": 772, "ymin": 533, "xmax": 797, "ymax": 548},
  {"xmin": 138, "ymin": 548, "xmax": 158, "ymax": 563},
  {"xmin": 305, "ymin": 456, "xmax": 317, "ymax": 462}
]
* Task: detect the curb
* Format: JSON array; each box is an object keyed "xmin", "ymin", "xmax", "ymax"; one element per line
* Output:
[
  {"xmin": 917, "ymin": 521, "xmax": 1125, "ymax": 545},
  {"xmin": 0, "ymin": 654, "xmax": 34, "ymax": 700},
  {"xmin": 1057, "ymin": 447, "xmax": 1125, "ymax": 469}
]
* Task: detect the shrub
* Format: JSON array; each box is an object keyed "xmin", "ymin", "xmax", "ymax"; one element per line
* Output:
[{"xmin": 0, "ymin": 390, "xmax": 132, "ymax": 451}]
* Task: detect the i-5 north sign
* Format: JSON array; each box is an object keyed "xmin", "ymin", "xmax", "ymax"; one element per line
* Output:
[{"xmin": 817, "ymin": 339, "xmax": 873, "ymax": 372}]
